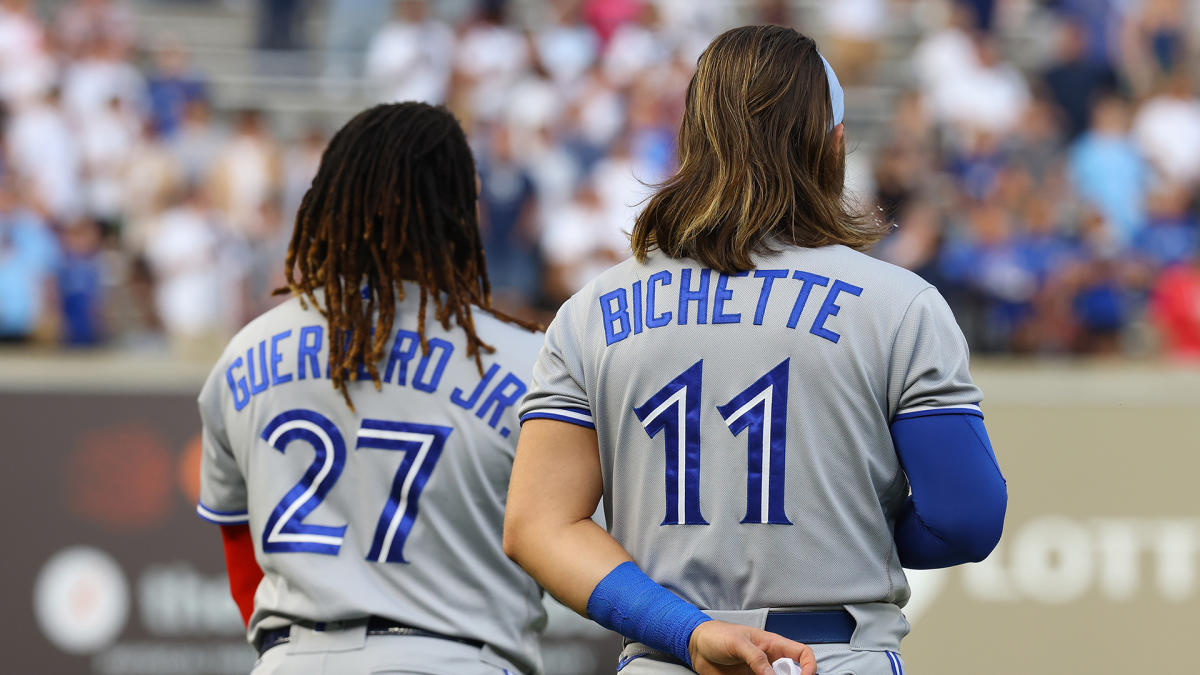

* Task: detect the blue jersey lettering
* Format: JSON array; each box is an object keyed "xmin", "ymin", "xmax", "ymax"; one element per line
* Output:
[
  {"xmin": 751, "ymin": 269, "xmax": 789, "ymax": 325},
  {"xmin": 713, "ymin": 272, "xmax": 748, "ymax": 324},
  {"xmin": 810, "ymin": 280, "xmax": 863, "ymax": 343},
  {"xmin": 297, "ymin": 325, "xmax": 322, "ymax": 380},
  {"xmin": 646, "ymin": 271, "xmax": 673, "ymax": 328},
  {"xmin": 270, "ymin": 330, "xmax": 293, "ymax": 386},
  {"xmin": 600, "ymin": 288, "xmax": 632, "ymax": 345},
  {"xmin": 786, "ymin": 271, "xmax": 831, "ymax": 330},
  {"xmin": 678, "ymin": 268, "xmax": 711, "ymax": 326}
]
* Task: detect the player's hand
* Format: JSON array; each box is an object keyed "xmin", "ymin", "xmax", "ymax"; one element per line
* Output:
[{"xmin": 688, "ymin": 620, "xmax": 817, "ymax": 675}]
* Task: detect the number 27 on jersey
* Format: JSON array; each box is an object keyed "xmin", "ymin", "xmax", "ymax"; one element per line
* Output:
[{"xmin": 258, "ymin": 409, "xmax": 451, "ymax": 563}]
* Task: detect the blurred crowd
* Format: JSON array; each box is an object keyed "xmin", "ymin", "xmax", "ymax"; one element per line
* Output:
[
  {"xmin": 871, "ymin": 0, "xmax": 1200, "ymax": 358},
  {"xmin": 1, "ymin": 0, "xmax": 1198, "ymax": 359}
]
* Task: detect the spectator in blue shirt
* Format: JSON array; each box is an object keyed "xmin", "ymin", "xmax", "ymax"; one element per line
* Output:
[
  {"xmin": 1132, "ymin": 186, "xmax": 1199, "ymax": 270},
  {"xmin": 1042, "ymin": 20, "xmax": 1114, "ymax": 139},
  {"xmin": 146, "ymin": 40, "xmax": 209, "ymax": 137},
  {"xmin": 57, "ymin": 217, "xmax": 106, "ymax": 346},
  {"xmin": 477, "ymin": 123, "xmax": 541, "ymax": 308},
  {"xmin": 1015, "ymin": 192, "xmax": 1081, "ymax": 284},
  {"xmin": 0, "ymin": 181, "xmax": 60, "ymax": 342},
  {"xmin": 940, "ymin": 201, "xmax": 1039, "ymax": 351},
  {"xmin": 1068, "ymin": 95, "xmax": 1149, "ymax": 247},
  {"xmin": 1069, "ymin": 211, "xmax": 1130, "ymax": 353}
]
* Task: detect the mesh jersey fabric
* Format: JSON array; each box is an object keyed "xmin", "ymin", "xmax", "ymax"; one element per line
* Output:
[{"xmin": 520, "ymin": 245, "xmax": 981, "ymax": 612}]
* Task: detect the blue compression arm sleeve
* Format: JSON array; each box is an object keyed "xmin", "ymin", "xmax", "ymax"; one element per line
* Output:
[
  {"xmin": 891, "ymin": 413, "xmax": 1007, "ymax": 569},
  {"xmin": 587, "ymin": 562, "xmax": 712, "ymax": 666}
]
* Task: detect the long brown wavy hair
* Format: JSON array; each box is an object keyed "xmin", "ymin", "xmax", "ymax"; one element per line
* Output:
[
  {"xmin": 279, "ymin": 102, "xmax": 536, "ymax": 408},
  {"xmin": 631, "ymin": 25, "xmax": 884, "ymax": 274}
]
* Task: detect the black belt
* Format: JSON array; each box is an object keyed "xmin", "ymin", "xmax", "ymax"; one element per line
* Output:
[
  {"xmin": 256, "ymin": 616, "xmax": 487, "ymax": 656},
  {"xmin": 763, "ymin": 609, "xmax": 856, "ymax": 644}
]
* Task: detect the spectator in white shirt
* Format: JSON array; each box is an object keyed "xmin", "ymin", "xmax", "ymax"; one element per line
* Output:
[
  {"xmin": 121, "ymin": 119, "xmax": 184, "ymax": 252},
  {"xmin": 55, "ymin": 0, "xmax": 135, "ymax": 58},
  {"xmin": 143, "ymin": 184, "xmax": 225, "ymax": 345},
  {"xmin": 280, "ymin": 126, "xmax": 326, "ymax": 224},
  {"xmin": 170, "ymin": 99, "xmax": 224, "ymax": 185},
  {"xmin": 207, "ymin": 109, "xmax": 280, "ymax": 237},
  {"xmin": 534, "ymin": 0, "xmax": 599, "ymax": 91},
  {"xmin": 456, "ymin": 2, "xmax": 530, "ymax": 122},
  {"xmin": 590, "ymin": 132, "xmax": 654, "ymax": 238},
  {"xmin": 541, "ymin": 178, "xmax": 628, "ymax": 302},
  {"xmin": 365, "ymin": 0, "xmax": 456, "ymax": 104},
  {"xmin": 78, "ymin": 95, "xmax": 139, "ymax": 230},
  {"xmin": 932, "ymin": 35, "xmax": 1031, "ymax": 136},
  {"xmin": 820, "ymin": 0, "xmax": 886, "ymax": 84},
  {"xmin": 6, "ymin": 89, "xmax": 81, "ymax": 221},
  {"xmin": 0, "ymin": 0, "xmax": 55, "ymax": 105},
  {"xmin": 61, "ymin": 35, "xmax": 145, "ymax": 123},
  {"xmin": 912, "ymin": 4, "xmax": 979, "ymax": 104},
  {"xmin": 603, "ymin": 3, "xmax": 671, "ymax": 88},
  {"xmin": 1132, "ymin": 73, "xmax": 1200, "ymax": 188}
]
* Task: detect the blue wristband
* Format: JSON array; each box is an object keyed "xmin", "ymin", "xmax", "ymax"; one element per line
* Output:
[{"xmin": 586, "ymin": 562, "xmax": 712, "ymax": 666}]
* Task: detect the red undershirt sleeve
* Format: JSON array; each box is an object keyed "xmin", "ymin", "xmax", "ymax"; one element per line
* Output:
[{"xmin": 220, "ymin": 524, "xmax": 263, "ymax": 627}]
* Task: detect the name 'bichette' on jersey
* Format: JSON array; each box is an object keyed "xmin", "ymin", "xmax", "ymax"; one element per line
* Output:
[
  {"xmin": 519, "ymin": 244, "xmax": 982, "ymax": 612},
  {"xmin": 198, "ymin": 284, "xmax": 547, "ymax": 673}
]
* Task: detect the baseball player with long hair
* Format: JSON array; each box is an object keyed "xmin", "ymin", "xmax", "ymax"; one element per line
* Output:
[
  {"xmin": 197, "ymin": 102, "xmax": 547, "ymax": 674},
  {"xmin": 504, "ymin": 25, "xmax": 1008, "ymax": 675}
]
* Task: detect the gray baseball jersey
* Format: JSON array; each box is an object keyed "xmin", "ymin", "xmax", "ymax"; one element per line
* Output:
[
  {"xmin": 519, "ymin": 244, "xmax": 981, "ymax": 613},
  {"xmin": 198, "ymin": 285, "xmax": 547, "ymax": 673}
]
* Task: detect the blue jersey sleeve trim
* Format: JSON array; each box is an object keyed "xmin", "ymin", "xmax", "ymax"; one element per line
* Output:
[
  {"xmin": 894, "ymin": 404, "xmax": 983, "ymax": 422},
  {"xmin": 616, "ymin": 654, "xmax": 648, "ymax": 672},
  {"xmin": 196, "ymin": 502, "xmax": 250, "ymax": 525},
  {"xmin": 520, "ymin": 409, "xmax": 596, "ymax": 429}
]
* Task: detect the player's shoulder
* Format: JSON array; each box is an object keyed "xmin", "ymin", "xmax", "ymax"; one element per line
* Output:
[
  {"xmin": 774, "ymin": 244, "xmax": 938, "ymax": 316},
  {"xmin": 199, "ymin": 295, "xmax": 317, "ymax": 406},
  {"xmin": 798, "ymin": 244, "xmax": 932, "ymax": 294},
  {"xmin": 567, "ymin": 245, "xmax": 931, "ymax": 289}
]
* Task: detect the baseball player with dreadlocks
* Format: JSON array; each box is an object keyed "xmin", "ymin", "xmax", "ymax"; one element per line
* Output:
[
  {"xmin": 196, "ymin": 102, "xmax": 546, "ymax": 674},
  {"xmin": 504, "ymin": 26, "xmax": 1008, "ymax": 675}
]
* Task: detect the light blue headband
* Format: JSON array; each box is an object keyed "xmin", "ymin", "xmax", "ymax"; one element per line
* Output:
[{"xmin": 819, "ymin": 53, "xmax": 845, "ymax": 128}]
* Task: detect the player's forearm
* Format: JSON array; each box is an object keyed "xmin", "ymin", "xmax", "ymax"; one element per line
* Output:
[
  {"xmin": 503, "ymin": 418, "xmax": 630, "ymax": 613},
  {"xmin": 503, "ymin": 513, "xmax": 632, "ymax": 615},
  {"xmin": 505, "ymin": 419, "xmax": 718, "ymax": 668}
]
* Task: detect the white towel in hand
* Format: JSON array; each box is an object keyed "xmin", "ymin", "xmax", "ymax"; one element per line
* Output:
[{"xmin": 772, "ymin": 658, "xmax": 806, "ymax": 675}]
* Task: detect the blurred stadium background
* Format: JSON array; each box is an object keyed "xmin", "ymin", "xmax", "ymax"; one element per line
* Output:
[{"xmin": 0, "ymin": 0, "xmax": 1197, "ymax": 673}]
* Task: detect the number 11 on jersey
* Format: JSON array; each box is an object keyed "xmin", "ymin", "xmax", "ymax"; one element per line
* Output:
[
  {"xmin": 634, "ymin": 361, "xmax": 707, "ymax": 526},
  {"xmin": 718, "ymin": 359, "xmax": 792, "ymax": 525},
  {"xmin": 635, "ymin": 359, "xmax": 792, "ymax": 525}
]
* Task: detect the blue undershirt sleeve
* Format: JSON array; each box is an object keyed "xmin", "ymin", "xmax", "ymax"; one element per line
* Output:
[{"xmin": 891, "ymin": 413, "xmax": 1007, "ymax": 569}]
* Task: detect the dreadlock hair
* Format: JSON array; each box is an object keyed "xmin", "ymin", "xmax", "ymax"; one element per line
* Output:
[{"xmin": 279, "ymin": 102, "xmax": 537, "ymax": 408}]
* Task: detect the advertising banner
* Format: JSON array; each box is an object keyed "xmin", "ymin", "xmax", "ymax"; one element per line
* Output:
[{"xmin": 1, "ymin": 390, "xmax": 618, "ymax": 674}]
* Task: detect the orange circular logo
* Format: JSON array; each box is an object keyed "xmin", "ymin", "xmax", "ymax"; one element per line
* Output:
[{"xmin": 66, "ymin": 426, "xmax": 172, "ymax": 532}]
